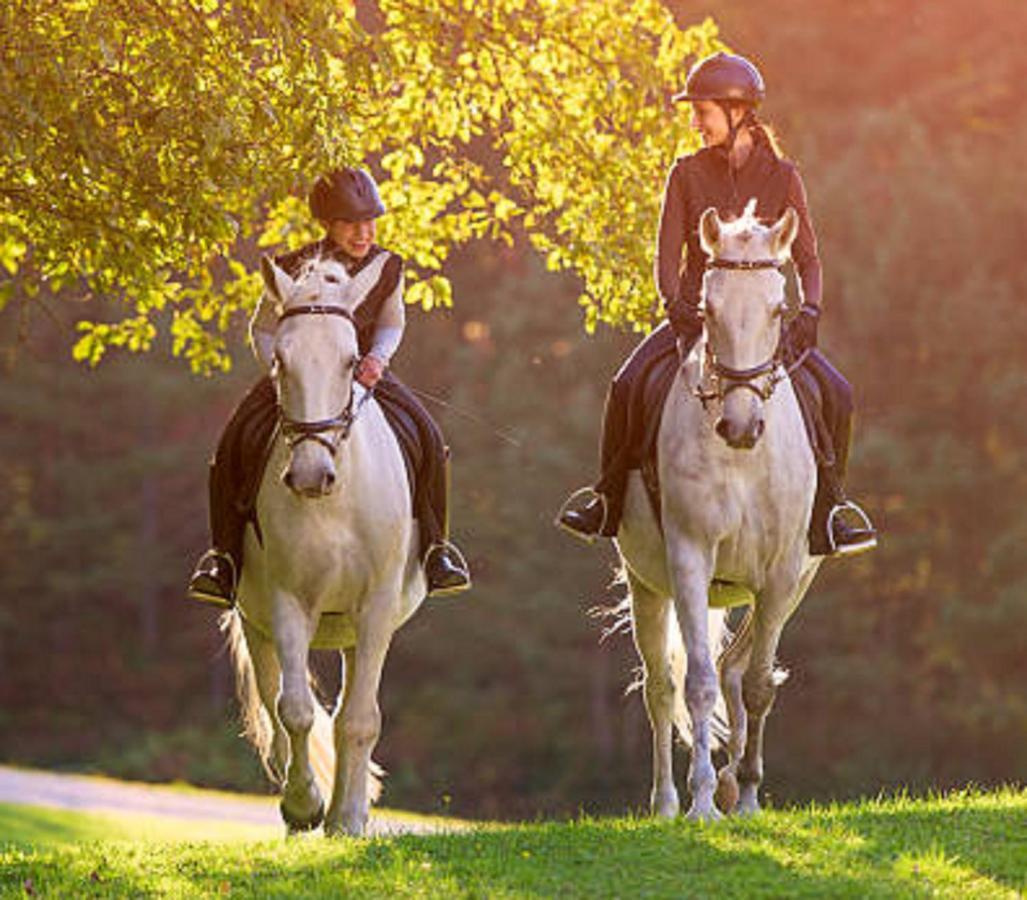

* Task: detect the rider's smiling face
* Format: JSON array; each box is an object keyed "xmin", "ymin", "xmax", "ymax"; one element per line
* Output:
[
  {"xmin": 690, "ymin": 100, "xmax": 742, "ymax": 148},
  {"xmin": 327, "ymin": 218, "xmax": 376, "ymax": 259}
]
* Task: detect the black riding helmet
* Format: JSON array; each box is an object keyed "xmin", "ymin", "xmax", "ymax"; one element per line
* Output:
[
  {"xmin": 673, "ymin": 52, "xmax": 765, "ymax": 158},
  {"xmin": 672, "ymin": 52, "xmax": 765, "ymax": 106},
  {"xmin": 309, "ymin": 167, "xmax": 386, "ymax": 222}
]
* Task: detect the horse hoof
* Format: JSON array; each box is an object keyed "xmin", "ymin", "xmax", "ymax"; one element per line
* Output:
[
  {"xmin": 325, "ymin": 817, "xmax": 367, "ymax": 838},
  {"xmin": 736, "ymin": 783, "xmax": 761, "ymax": 816},
  {"xmin": 281, "ymin": 798, "xmax": 325, "ymax": 833},
  {"xmin": 651, "ymin": 788, "xmax": 680, "ymax": 819},
  {"xmin": 685, "ymin": 802, "xmax": 723, "ymax": 823},
  {"xmin": 715, "ymin": 769, "xmax": 740, "ymax": 814}
]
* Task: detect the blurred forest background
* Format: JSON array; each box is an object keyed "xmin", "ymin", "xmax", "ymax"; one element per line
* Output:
[{"xmin": 2, "ymin": 0, "xmax": 1026, "ymax": 820}]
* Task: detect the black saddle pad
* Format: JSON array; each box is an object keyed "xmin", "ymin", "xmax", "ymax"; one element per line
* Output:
[
  {"xmin": 633, "ymin": 346, "xmax": 833, "ymax": 527},
  {"xmin": 372, "ymin": 380, "xmax": 423, "ymax": 496},
  {"xmin": 235, "ymin": 376, "xmax": 421, "ymax": 516}
]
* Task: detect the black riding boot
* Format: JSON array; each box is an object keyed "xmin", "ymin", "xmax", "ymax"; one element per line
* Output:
[
  {"xmin": 187, "ymin": 549, "xmax": 237, "ymax": 608},
  {"xmin": 809, "ymin": 465, "xmax": 877, "ymax": 557},
  {"xmin": 558, "ymin": 323, "xmax": 682, "ymax": 542},
  {"xmin": 186, "ymin": 377, "xmax": 277, "ymax": 608},
  {"xmin": 375, "ymin": 379, "xmax": 472, "ymax": 597},
  {"xmin": 424, "ymin": 542, "xmax": 471, "ymax": 596},
  {"xmin": 421, "ymin": 446, "xmax": 470, "ymax": 596},
  {"xmin": 556, "ymin": 491, "xmax": 609, "ymax": 543},
  {"xmin": 800, "ymin": 351, "xmax": 877, "ymax": 557}
]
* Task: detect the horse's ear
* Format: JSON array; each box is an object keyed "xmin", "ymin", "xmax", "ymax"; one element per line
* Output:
[
  {"xmin": 260, "ymin": 256, "xmax": 294, "ymax": 306},
  {"xmin": 699, "ymin": 207, "xmax": 722, "ymax": 256},
  {"xmin": 771, "ymin": 207, "xmax": 800, "ymax": 259}
]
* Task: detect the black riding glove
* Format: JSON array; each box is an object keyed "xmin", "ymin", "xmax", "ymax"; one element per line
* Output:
[
  {"xmin": 788, "ymin": 303, "xmax": 821, "ymax": 355},
  {"xmin": 667, "ymin": 299, "xmax": 703, "ymax": 343}
]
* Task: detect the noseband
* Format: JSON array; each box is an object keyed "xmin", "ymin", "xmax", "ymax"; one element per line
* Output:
[
  {"xmin": 695, "ymin": 258, "xmax": 799, "ymax": 408},
  {"xmin": 276, "ymin": 304, "xmax": 360, "ymax": 455}
]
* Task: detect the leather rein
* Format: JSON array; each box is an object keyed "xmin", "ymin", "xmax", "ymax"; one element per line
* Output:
[
  {"xmin": 275, "ymin": 304, "xmax": 365, "ymax": 455},
  {"xmin": 695, "ymin": 257, "xmax": 804, "ymax": 408}
]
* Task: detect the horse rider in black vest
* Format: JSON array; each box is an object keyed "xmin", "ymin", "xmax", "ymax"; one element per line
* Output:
[
  {"xmin": 187, "ymin": 167, "xmax": 471, "ymax": 606},
  {"xmin": 558, "ymin": 52, "xmax": 877, "ymax": 557}
]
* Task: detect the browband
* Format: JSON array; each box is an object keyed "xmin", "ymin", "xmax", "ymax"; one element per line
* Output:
[
  {"xmin": 278, "ymin": 304, "xmax": 354, "ymax": 323},
  {"xmin": 706, "ymin": 258, "xmax": 783, "ymax": 271}
]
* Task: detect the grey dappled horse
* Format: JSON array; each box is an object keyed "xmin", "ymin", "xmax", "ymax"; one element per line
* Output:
[
  {"xmin": 616, "ymin": 203, "xmax": 822, "ymax": 820},
  {"xmin": 224, "ymin": 255, "xmax": 427, "ymax": 836}
]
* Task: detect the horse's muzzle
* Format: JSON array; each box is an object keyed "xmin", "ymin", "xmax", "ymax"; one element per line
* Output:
[
  {"xmin": 716, "ymin": 415, "xmax": 765, "ymax": 450},
  {"xmin": 283, "ymin": 465, "xmax": 337, "ymax": 497}
]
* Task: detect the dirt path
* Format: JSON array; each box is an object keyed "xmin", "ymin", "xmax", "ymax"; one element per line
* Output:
[{"xmin": 0, "ymin": 765, "xmax": 448, "ymax": 836}]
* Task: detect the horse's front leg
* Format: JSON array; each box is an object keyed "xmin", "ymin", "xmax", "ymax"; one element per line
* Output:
[
  {"xmin": 665, "ymin": 539, "xmax": 721, "ymax": 822},
  {"xmin": 325, "ymin": 595, "xmax": 395, "ymax": 837},
  {"xmin": 627, "ymin": 569, "xmax": 680, "ymax": 818},
  {"xmin": 737, "ymin": 564, "xmax": 817, "ymax": 815},
  {"xmin": 272, "ymin": 593, "xmax": 324, "ymax": 833}
]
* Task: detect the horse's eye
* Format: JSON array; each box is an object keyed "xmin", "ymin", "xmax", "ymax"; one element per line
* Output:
[{"xmin": 324, "ymin": 274, "xmax": 339, "ymax": 284}]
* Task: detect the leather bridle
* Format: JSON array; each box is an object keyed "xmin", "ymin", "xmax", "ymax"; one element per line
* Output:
[
  {"xmin": 695, "ymin": 257, "xmax": 802, "ymax": 407},
  {"xmin": 275, "ymin": 305, "xmax": 360, "ymax": 455}
]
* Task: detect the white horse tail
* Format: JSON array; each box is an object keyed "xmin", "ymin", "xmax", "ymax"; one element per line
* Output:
[
  {"xmin": 666, "ymin": 603, "xmax": 731, "ymax": 750},
  {"xmin": 307, "ymin": 690, "xmax": 338, "ymax": 803},
  {"xmin": 221, "ymin": 610, "xmax": 280, "ymax": 784}
]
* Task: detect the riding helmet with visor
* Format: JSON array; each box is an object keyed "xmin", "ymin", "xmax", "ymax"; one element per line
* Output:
[
  {"xmin": 309, "ymin": 167, "xmax": 386, "ymax": 222},
  {"xmin": 672, "ymin": 52, "xmax": 765, "ymax": 107}
]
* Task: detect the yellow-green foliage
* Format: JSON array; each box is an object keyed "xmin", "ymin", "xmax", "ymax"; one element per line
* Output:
[{"xmin": 0, "ymin": 1, "xmax": 720, "ymax": 373}]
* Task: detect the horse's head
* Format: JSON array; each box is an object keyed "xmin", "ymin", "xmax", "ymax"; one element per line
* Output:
[
  {"xmin": 260, "ymin": 255, "xmax": 360, "ymax": 497},
  {"xmin": 698, "ymin": 200, "xmax": 799, "ymax": 450}
]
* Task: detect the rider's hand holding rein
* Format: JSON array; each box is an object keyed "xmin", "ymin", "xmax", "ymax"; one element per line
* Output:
[
  {"xmin": 787, "ymin": 303, "xmax": 820, "ymax": 355},
  {"xmin": 356, "ymin": 354, "xmax": 386, "ymax": 388}
]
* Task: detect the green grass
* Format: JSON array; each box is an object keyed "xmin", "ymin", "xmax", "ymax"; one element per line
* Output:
[
  {"xmin": 2, "ymin": 788, "xmax": 1025, "ymax": 898},
  {"xmin": 0, "ymin": 802, "xmax": 279, "ymax": 846}
]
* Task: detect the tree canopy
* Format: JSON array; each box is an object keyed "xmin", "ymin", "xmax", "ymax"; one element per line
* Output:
[{"xmin": 1, "ymin": 0, "xmax": 719, "ymax": 372}]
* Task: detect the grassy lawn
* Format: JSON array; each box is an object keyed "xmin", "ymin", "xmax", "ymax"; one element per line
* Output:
[
  {"xmin": 0, "ymin": 802, "xmax": 279, "ymax": 846},
  {"xmin": 2, "ymin": 787, "xmax": 1025, "ymax": 898}
]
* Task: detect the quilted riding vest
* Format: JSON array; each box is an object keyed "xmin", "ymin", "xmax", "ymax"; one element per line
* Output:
[{"xmin": 274, "ymin": 239, "xmax": 404, "ymax": 357}]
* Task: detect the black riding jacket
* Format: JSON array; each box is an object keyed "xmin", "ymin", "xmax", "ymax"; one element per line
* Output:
[{"xmin": 655, "ymin": 127, "xmax": 823, "ymax": 336}]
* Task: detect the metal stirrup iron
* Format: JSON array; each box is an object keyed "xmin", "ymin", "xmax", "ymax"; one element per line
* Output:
[
  {"xmin": 424, "ymin": 540, "xmax": 472, "ymax": 596},
  {"xmin": 554, "ymin": 487, "xmax": 608, "ymax": 545},
  {"xmin": 826, "ymin": 500, "xmax": 877, "ymax": 557}
]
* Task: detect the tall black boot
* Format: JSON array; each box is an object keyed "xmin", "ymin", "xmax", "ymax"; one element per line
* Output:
[
  {"xmin": 556, "ymin": 489, "xmax": 608, "ymax": 543},
  {"xmin": 423, "ymin": 448, "xmax": 470, "ymax": 596},
  {"xmin": 810, "ymin": 464, "xmax": 877, "ymax": 558}
]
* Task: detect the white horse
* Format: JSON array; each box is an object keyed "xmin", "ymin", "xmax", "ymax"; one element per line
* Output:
[
  {"xmin": 616, "ymin": 202, "xmax": 822, "ymax": 821},
  {"xmin": 223, "ymin": 254, "xmax": 427, "ymax": 836}
]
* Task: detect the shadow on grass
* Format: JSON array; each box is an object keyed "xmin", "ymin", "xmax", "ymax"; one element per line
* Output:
[{"xmin": 2, "ymin": 793, "xmax": 1024, "ymax": 898}]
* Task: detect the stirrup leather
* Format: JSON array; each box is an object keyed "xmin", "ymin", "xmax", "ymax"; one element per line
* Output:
[
  {"xmin": 554, "ymin": 487, "xmax": 608, "ymax": 545},
  {"xmin": 826, "ymin": 501, "xmax": 878, "ymax": 557}
]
